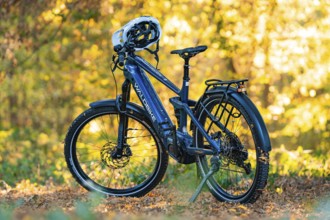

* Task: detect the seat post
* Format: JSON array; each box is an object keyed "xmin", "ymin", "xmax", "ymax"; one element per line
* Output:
[
  {"xmin": 169, "ymin": 45, "xmax": 207, "ymax": 102},
  {"xmin": 183, "ymin": 57, "xmax": 191, "ymax": 81},
  {"xmin": 180, "ymin": 56, "xmax": 191, "ymax": 105},
  {"xmin": 177, "ymin": 57, "xmax": 191, "ymax": 133}
]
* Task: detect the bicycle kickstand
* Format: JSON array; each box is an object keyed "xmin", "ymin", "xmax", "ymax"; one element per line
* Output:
[{"xmin": 189, "ymin": 156, "xmax": 220, "ymax": 202}]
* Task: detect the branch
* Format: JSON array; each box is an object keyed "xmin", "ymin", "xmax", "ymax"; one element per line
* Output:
[{"xmin": 15, "ymin": 1, "xmax": 79, "ymax": 68}]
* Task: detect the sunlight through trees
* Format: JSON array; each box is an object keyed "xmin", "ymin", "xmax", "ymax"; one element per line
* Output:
[{"xmin": 0, "ymin": 0, "xmax": 329, "ymax": 185}]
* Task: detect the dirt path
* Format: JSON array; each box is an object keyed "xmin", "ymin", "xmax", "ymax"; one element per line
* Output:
[{"xmin": 1, "ymin": 177, "xmax": 329, "ymax": 219}]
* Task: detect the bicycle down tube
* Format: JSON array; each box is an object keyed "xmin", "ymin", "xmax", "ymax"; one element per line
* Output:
[
  {"xmin": 124, "ymin": 56, "xmax": 221, "ymax": 155},
  {"xmin": 123, "ymin": 59, "xmax": 174, "ymax": 148}
]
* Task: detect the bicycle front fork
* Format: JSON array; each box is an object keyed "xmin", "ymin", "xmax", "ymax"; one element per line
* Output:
[{"xmin": 112, "ymin": 80, "xmax": 131, "ymax": 158}]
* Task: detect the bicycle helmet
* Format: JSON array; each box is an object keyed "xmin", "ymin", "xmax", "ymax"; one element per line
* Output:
[{"xmin": 112, "ymin": 16, "xmax": 162, "ymax": 51}]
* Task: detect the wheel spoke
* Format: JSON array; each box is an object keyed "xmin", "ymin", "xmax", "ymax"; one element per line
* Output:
[
  {"xmin": 65, "ymin": 107, "xmax": 167, "ymax": 196},
  {"xmin": 194, "ymin": 94, "xmax": 269, "ymax": 202}
]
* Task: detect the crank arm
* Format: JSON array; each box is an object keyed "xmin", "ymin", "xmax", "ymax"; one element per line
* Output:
[{"xmin": 185, "ymin": 147, "xmax": 214, "ymax": 155}]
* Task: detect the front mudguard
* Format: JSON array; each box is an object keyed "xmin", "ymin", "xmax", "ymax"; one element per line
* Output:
[
  {"xmin": 89, "ymin": 99, "xmax": 147, "ymax": 118},
  {"xmin": 90, "ymin": 99, "xmax": 116, "ymax": 109},
  {"xmin": 194, "ymin": 86, "xmax": 271, "ymax": 152}
]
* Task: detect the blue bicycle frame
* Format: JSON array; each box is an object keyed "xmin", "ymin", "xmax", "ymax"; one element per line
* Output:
[{"xmin": 118, "ymin": 55, "xmax": 220, "ymax": 156}]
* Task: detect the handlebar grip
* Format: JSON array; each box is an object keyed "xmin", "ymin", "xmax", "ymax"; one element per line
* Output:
[{"xmin": 118, "ymin": 52, "xmax": 125, "ymax": 67}]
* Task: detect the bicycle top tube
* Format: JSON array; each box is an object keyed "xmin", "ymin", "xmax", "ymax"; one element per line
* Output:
[{"xmin": 127, "ymin": 55, "xmax": 181, "ymax": 95}]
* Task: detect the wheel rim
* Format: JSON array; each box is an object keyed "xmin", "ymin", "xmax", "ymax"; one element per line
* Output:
[
  {"xmin": 196, "ymin": 97, "xmax": 258, "ymax": 199},
  {"xmin": 71, "ymin": 111, "xmax": 161, "ymax": 194}
]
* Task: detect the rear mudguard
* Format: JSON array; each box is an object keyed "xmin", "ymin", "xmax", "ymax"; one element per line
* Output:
[{"xmin": 194, "ymin": 86, "xmax": 272, "ymax": 152}]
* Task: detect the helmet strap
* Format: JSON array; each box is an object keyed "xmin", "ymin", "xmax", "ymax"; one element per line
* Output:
[{"xmin": 145, "ymin": 40, "xmax": 160, "ymax": 69}]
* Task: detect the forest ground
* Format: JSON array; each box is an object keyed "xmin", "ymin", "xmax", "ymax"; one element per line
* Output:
[{"xmin": 1, "ymin": 176, "xmax": 329, "ymax": 219}]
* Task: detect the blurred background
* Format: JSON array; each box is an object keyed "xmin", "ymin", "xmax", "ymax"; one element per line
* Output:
[{"xmin": 0, "ymin": 0, "xmax": 329, "ymax": 186}]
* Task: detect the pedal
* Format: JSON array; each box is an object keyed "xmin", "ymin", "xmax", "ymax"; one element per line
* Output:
[{"xmin": 189, "ymin": 156, "xmax": 220, "ymax": 202}]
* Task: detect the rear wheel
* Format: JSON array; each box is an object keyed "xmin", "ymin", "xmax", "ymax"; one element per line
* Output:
[
  {"xmin": 64, "ymin": 105, "xmax": 168, "ymax": 196},
  {"xmin": 194, "ymin": 94, "xmax": 269, "ymax": 203}
]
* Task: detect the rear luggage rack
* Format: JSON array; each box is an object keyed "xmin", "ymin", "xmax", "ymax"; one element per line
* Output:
[
  {"xmin": 205, "ymin": 79, "xmax": 248, "ymax": 93},
  {"xmin": 196, "ymin": 78, "xmax": 249, "ymax": 135}
]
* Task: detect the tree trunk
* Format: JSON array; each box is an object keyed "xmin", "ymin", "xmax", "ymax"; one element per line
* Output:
[{"xmin": 7, "ymin": 70, "xmax": 18, "ymax": 127}]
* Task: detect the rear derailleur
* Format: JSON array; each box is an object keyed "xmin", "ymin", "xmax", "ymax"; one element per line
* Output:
[{"xmin": 215, "ymin": 131, "xmax": 252, "ymax": 175}]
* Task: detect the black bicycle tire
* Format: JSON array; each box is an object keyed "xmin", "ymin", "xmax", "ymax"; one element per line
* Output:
[
  {"xmin": 64, "ymin": 105, "xmax": 168, "ymax": 197},
  {"xmin": 194, "ymin": 93, "xmax": 269, "ymax": 203}
]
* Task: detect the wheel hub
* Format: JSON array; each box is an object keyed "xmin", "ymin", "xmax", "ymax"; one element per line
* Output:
[
  {"xmin": 221, "ymin": 133, "xmax": 246, "ymax": 159},
  {"xmin": 211, "ymin": 131, "xmax": 251, "ymax": 174}
]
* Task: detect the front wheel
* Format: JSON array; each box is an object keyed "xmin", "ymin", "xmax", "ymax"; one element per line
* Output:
[
  {"xmin": 64, "ymin": 104, "xmax": 168, "ymax": 197},
  {"xmin": 194, "ymin": 93, "xmax": 270, "ymax": 203}
]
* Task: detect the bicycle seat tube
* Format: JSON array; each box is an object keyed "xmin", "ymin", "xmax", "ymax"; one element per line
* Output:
[{"xmin": 177, "ymin": 56, "xmax": 192, "ymax": 133}]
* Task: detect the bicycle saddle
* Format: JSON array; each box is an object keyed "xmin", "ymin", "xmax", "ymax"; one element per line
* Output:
[{"xmin": 171, "ymin": 45, "xmax": 207, "ymax": 58}]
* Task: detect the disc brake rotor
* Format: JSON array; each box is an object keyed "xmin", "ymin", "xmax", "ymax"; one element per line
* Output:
[{"xmin": 100, "ymin": 142, "xmax": 130, "ymax": 169}]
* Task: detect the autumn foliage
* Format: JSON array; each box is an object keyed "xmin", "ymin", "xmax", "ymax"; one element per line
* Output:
[{"xmin": 0, "ymin": 0, "xmax": 329, "ymax": 218}]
